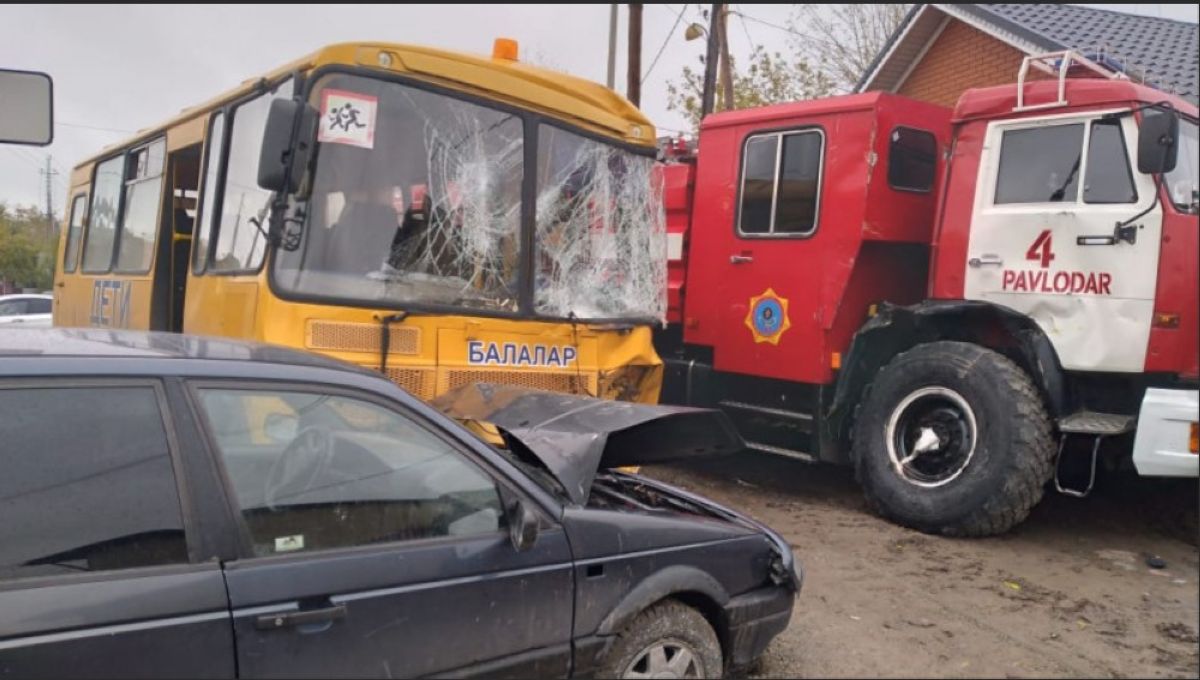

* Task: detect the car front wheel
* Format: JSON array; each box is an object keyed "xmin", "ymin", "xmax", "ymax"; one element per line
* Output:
[{"xmin": 598, "ymin": 600, "xmax": 723, "ymax": 679}]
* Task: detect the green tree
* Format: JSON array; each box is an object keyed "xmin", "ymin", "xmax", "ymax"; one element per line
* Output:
[
  {"xmin": 0, "ymin": 203, "xmax": 57, "ymax": 290},
  {"xmin": 665, "ymin": 46, "xmax": 836, "ymax": 131}
]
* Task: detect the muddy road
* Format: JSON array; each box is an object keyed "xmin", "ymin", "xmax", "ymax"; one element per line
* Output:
[{"xmin": 644, "ymin": 456, "xmax": 1199, "ymax": 679}]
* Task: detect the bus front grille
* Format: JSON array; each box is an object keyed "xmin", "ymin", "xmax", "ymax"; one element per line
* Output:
[
  {"xmin": 307, "ymin": 320, "xmax": 420, "ymax": 355},
  {"xmin": 440, "ymin": 369, "xmax": 597, "ymax": 397}
]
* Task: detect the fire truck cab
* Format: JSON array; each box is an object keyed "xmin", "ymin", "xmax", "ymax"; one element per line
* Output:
[{"xmin": 658, "ymin": 53, "xmax": 1199, "ymax": 536}]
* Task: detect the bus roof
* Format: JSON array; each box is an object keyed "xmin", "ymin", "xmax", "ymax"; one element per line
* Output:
[{"xmin": 76, "ymin": 40, "xmax": 655, "ymax": 169}]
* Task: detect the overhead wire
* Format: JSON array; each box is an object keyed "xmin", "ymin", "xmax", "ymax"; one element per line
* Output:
[{"xmin": 642, "ymin": 3, "xmax": 690, "ymax": 84}]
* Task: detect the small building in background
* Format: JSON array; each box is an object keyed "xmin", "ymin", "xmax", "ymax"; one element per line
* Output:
[{"xmin": 855, "ymin": 4, "xmax": 1199, "ymax": 107}]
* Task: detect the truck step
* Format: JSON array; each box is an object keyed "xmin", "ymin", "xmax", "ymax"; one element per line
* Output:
[
  {"xmin": 1058, "ymin": 411, "xmax": 1136, "ymax": 436},
  {"xmin": 743, "ymin": 441, "xmax": 817, "ymax": 463},
  {"xmin": 719, "ymin": 400, "xmax": 814, "ymax": 424}
]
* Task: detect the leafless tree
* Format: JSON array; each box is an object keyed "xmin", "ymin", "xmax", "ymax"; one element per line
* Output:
[{"xmin": 787, "ymin": 4, "xmax": 912, "ymax": 92}]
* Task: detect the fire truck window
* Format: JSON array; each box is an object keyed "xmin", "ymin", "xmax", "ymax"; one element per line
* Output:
[
  {"xmin": 739, "ymin": 135, "xmax": 778, "ymax": 234},
  {"xmin": 995, "ymin": 123, "xmax": 1084, "ymax": 204},
  {"xmin": 775, "ymin": 131, "xmax": 822, "ymax": 234},
  {"xmin": 888, "ymin": 127, "xmax": 936, "ymax": 192},
  {"xmin": 1084, "ymin": 119, "xmax": 1137, "ymax": 204}
]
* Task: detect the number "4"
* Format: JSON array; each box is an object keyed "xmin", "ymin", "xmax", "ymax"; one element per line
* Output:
[{"xmin": 1026, "ymin": 230, "xmax": 1055, "ymax": 268}]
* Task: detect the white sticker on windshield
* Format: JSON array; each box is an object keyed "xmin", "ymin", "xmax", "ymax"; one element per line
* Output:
[
  {"xmin": 318, "ymin": 89, "xmax": 377, "ymax": 149},
  {"xmin": 274, "ymin": 534, "xmax": 305, "ymax": 553}
]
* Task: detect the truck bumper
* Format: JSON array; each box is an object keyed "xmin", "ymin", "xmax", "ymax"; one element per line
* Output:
[{"xmin": 1132, "ymin": 388, "xmax": 1199, "ymax": 477}]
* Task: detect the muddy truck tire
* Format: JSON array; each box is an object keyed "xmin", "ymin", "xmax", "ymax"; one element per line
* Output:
[
  {"xmin": 597, "ymin": 599, "xmax": 724, "ymax": 679},
  {"xmin": 852, "ymin": 341, "xmax": 1055, "ymax": 537}
]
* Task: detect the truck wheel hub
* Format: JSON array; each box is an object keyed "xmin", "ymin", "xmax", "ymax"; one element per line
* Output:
[{"xmin": 886, "ymin": 386, "xmax": 978, "ymax": 488}]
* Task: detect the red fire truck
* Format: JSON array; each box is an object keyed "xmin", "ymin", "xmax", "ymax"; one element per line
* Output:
[{"xmin": 656, "ymin": 53, "xmax": 1199, "ymax": 536}]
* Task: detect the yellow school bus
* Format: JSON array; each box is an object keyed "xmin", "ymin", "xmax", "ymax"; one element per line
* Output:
[{"xmin": 53, "ymin": 40, "xmax": 665, "ymax": 403}]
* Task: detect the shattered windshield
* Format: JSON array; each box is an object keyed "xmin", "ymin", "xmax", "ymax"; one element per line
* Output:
[
  {"xmin": 275, "ymin": 73, "xmax": 524, "ymax": 312},
  {"xmin": 535, "ymin": 124, "xmax": 665, "ymax": 319},
  {"xmin": 273, "ymin": 73, "xmax": 666, "ymax": 322}
]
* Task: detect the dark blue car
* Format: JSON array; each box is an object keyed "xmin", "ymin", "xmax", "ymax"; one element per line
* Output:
[{"xmin": 0, "ymin": 329, "xmax": 799, "ymax": 678}]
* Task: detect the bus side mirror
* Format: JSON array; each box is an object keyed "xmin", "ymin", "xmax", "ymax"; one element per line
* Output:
[
  {"xmin": 257, "ymin": 98, "xmax": 317, "ymax": 193},
  {"xmin": 0, "ymin": 69, "xmax": 53, "ymax": 146},
  {"xmin": 1138, "ymin": 108, "xmax": 1179, "ymax": 175}
]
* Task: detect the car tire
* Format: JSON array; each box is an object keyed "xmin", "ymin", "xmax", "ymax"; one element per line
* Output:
[
  {"xmin": 852, "ymin": 341, "xmax": 1055, "ymax": 537},
  {"xmin": 597, "ymin": 599, "xmax": 723, "ymax": 679}
]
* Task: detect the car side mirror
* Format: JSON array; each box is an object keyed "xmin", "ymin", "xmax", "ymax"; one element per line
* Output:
[
  {"xmin": 506, "ymin": 498, "xmax": 540, "ymax": 552},
  {"xmin": 1138, "ymin": 108, "xmax": 1179, "ymax": 175},
  {"xmin": 257, "ymin": 98, "xmax": 318, "ymax": 193},
  {"xmin": 263, "ymin": 413, "xmax": 299, "ymax": 443},
  {"xmin": 0, "ymin": 69, "xmax": 53, "ymax": 146}
]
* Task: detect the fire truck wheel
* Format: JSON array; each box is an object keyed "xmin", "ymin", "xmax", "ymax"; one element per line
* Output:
[{"xmin": 852, "ymin": 341, "xmax": 1055, "ymax": 537}]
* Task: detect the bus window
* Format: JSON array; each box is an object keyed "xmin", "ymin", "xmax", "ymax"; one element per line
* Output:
[
  {"xmin": 115, "ymin": 139, "xmax": 166, "ymax": 273},
  {"xmin": 194, "ymin": 111, "xmax": 226, "ymax": 274},
  {"xmin": 63, "ymin": 194, "xmax": 87, "ymax": 273},
  {"xmin": 210, "ymin": 81, "xmax": 293, "ymax": 274},
  {"xmin": 82, "ymin": 155, "xmax": 125, "ymax": 273}
]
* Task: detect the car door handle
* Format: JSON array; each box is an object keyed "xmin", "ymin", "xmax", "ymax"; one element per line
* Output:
[
  {"xmin": 730, "ymin": 254, "xmax": 754, "ymax": 264},
  {"xmin": 255, "ymin": 603, "xmax": 347, "ymax": 630},
  {"xmin": 968, "ymin": 255, "xmax": 1003, "ymax": 268}
]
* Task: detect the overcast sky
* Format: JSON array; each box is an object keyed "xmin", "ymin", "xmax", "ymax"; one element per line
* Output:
[{"xmin": 1, "ymin": 3, "xmax": 1197, "ymax": 213}]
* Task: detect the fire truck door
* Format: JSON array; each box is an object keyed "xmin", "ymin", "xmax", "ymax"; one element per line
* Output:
[{"xmin": 963, "ymin": 111, "xmax": 1162, "ymax": 373}]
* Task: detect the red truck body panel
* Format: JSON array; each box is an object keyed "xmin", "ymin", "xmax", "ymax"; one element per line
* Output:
[{"xmin": 676, "ymin": 93, "xmax": 950, "ymax": 385}]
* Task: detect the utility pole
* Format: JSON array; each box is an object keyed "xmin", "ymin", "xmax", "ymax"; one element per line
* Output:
[
  {"xmin": 606, "ymin": 4, "xmax": 619, "ymax": 89},
  {"xmin": 700, "ymin": 3, "xmax": 722, "ymax": 118},
  {"xmin": 39, "ymin": 155, "xmax": 58, "ymax": 247},
  {"xmin": 718, "ymin": 5, "xmax": 734, "ymax": 110},
  {"xmin": 627, "ymin": 3, "xmax": 643, "ymax": 106}
]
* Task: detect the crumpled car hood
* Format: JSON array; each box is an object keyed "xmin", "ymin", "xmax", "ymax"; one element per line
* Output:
[{"xmin": 431, "ymin": 384, "xmax": 744, "ymax": 505}]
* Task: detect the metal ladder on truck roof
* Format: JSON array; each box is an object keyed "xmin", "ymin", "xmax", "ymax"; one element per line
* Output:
[{"xmin": 1014, "ymin": 49, "xmax": 1122, "ymax": 113}]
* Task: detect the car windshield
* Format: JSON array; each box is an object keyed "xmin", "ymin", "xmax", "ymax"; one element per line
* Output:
[
  {"xmin": 273, "ymin": 73, "xmax": 666, "ymax": 322},
  {"xmin": 1164, "ymin": 118, "xmax": 1198, "ymax": 214}
]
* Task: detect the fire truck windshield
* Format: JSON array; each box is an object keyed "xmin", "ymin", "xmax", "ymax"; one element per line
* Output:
[{"xmin": 273, "ymin": 72, "xmax": 665, "ymax": 322}]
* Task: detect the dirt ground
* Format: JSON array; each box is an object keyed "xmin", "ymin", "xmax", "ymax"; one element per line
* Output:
[{"xmin": 643, "ymin": 455, "xmax": 1200, "ymax": 679}]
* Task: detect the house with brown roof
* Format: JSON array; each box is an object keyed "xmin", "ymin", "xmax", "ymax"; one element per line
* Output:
[{"xmin": 855, "ymin": 4, "xmax": 1199, "ymax": 107}]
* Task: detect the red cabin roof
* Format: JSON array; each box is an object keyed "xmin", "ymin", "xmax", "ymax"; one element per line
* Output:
[{"xmin": 954, "ymin": 78, "xmax": 1199, "ymax": 123}]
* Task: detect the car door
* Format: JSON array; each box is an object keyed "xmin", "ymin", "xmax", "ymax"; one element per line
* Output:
[
  {"xmin": 0, "ymin": 379, "xmax": 234, "ymax": 678},
  {"xmin": 190, "ymin": 382, "xmax": 574, "ymax": 678},
  {"xmin": 963, "ymin": 110, "xmax": 1161, "ymax": 372}
]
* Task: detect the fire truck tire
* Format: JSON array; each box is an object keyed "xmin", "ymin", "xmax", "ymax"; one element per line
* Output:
[{"xmin": 852, "ymin": 341, "xmax": 1055, "ymax": 537}]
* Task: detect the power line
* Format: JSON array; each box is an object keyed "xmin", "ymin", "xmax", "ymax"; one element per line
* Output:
[
  {"xmin": 732, "ymin": 10, "xmax": 803, "ymax": 38},
  {"xmin": 735, "ymin": 4, "xmax": 757, "ymax": 49},
  {"xmin": 1, "ymin": 147, "xmax": 43, "ymax": 173},
  {"xmin": 642, "ymin": 3, "xmax": 690, "ymax": 84}
]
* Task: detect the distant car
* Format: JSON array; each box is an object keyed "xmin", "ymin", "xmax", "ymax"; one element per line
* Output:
[
  {"xmin": 0, "ymin": 328, "xmax": 799, "ymax": 679},
  {"xmin": 0, "ymin": 293, "xmax": 51, "ymax": 327}
]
